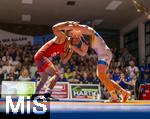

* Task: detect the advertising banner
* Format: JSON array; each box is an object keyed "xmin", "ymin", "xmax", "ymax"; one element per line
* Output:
[
  {"xmin": 51, "ymin": 82, "xmax": 69, "ymax": 99},
  {"xmin": 70, "ymin": 84, "xmax": 101, "ymax": 100},
  {"xmin": 0, "ymin": 29, "xmax": 33, "ymax": 45},
  {"xmin": 1, "ymin": 81, "xmax": 36, "ymax": 98}
]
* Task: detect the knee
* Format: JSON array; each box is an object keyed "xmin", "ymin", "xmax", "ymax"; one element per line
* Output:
[
  {"xmin": 55, "ymin": 71, "xmax": 59, "ymax": 78},
  {"xmin": 51, "ymin": 70, "xmax": 59, "ymax": 79}
]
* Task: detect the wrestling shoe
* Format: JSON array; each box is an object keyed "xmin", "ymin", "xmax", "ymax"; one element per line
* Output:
[
  {"xmin": 31, "ymin": 94, "xmax": 39, "ymax": 100},
  {"xmin": 44, "ymin": 93, "xmax": 59, "ymax": 101},
  {"xmin": 122, "ymin": 91, "xmax": 131, "ymax": 103}
]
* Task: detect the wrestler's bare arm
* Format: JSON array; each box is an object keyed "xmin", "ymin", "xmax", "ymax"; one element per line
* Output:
[
  {"xmin": 60, "ymin": 48, "xmax": 74, "ymax": 64},
  {"xmin": 70, "ymin": 42, "xmax": 88, "ymax": 56},
  {"xmin": 52, "ymin": 21, "xmax": 77, "ymax": 35},
  {"xmin": 52, "ymin": 21, "xmax": 78, "ymax": 43},
  {"xmin": 52, "ymin": 22, "xmax": 69, "ymax": 39},
  {"xmin": 73, "ymin": 24, "xmax": 94, "ymax": 35}
]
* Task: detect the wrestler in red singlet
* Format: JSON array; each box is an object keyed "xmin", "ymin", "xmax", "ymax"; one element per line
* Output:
[
  {"xmin": 34, "ymin": 39, "xmax": 68, "ymax": 72},
  {"xmin": 32, "ymin": 21, "xmax": 80, "ymax": 100}
]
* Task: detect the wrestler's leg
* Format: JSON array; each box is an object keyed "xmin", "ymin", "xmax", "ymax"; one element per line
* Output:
[
  {"xmin": 111, "ymin": 80, "xmax": 131, "ymax": 102},
  {"xmin": 43, "ymin": 63, "xmax": 59, "ymax": 99},
  {"xmin": 35, "ymin": 72, "xmax": 48, "ymax": 94},
  {"xmin": 46, "ymin": 63, "xmax": 59, "ymax": 90},
  {"xmin": 97, "ymin": 63, "xmax": 119, "ymax": 101}
]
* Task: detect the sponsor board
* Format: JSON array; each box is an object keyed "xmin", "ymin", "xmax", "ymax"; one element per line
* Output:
[
  {"xmin": 51, "ymin": 82, "xmax": 69, "ymax": 99},
  {"xmin": 70, "ymin": 84, "xmax": 101, "ymax": 100},
  {"xmin": 0, "ymin": 29, "xmax": 33, "ymax": 45},
  {"xmin": 1, "ymin": 81, "xmax": 36, "ymax": 98}
]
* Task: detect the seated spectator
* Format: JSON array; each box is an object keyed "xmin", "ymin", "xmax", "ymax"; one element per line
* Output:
[
  {"xmin": 64, "ymin": 68, "xmax": 73, "ymax": 80},
  {"xmin": 6, "ymin": 66, "xmax": 18, "ymax": 81},
  {"xmin": 112, "ymin": 67, "xmax": 121, "ymax": 83},
  {"xmin": 57, "ymin": 74, "xmax": 67, "ymax": 82},
  {"xmin": 86, "ymin": 72, "xmax": 95, "ymax": 84},
  {"xmin": 68, "ymin": 71, "xmax": 79, "ymax": 83},
  {"xmin": 2, "ymin": 51, "xmax": 13, "ymax": 64},
  {"xmin": 18, "ymin": 68, "xmax": 31, "ymax": 81},
  {"xmin": 118, "ymin": 73, "xmax": 135, "ymax": 92},
  {"xmin": 73, "ymin": 66, "xmax": 80, "ymax": 75},
  {"xmin": 12, "ymin": 56, "xmax": 21, "ymax": 67},
  {"xmin": 82, "ymin": 72, "xmax": 90, "ymax": 84}
]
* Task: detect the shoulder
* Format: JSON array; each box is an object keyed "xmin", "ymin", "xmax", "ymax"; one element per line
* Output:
[{"xmin": 54, "ymin": 35, "xmax": 67, "ymax": 44}]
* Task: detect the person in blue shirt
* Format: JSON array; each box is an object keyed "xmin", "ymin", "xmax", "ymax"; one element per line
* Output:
[
  {"xmin": 112, "ymin": 67, "xmax": 121, "ymax": 82},
  {"xmin": 118, "ymin": 73, "xmax": 134, "ymax": 91},
  {"xmin": 140, "ymin": 73, "xmax": 150, "ymax": 84},
  {"xmin": 139, "ymin": 59, "xmax": 150, "ymax": 79}
]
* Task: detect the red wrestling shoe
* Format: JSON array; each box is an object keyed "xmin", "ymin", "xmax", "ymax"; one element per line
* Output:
[{"xmin": 122, "ymin": 91, "xmax": 131, "ymax": 103}]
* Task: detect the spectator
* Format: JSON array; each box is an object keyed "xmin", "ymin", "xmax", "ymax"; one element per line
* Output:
[
  {"xmin": 140, "ymin": 73, "xmax": 150, "ymax": 84},
  {"xmin": 0, "ymin": 43, "xmax": 148, "ymax": 100},
  {"xmin": 112, "ymin": 67, "xmax": 121, "ymax": 83},
  {"xmin": 127, "ymin": 60, "xmax": 139, "ymax": 79},
  {"xmin": 82, "ymin": 72, "xmax": 89, "ymax": 84},
  {"xmin": 18, "ymin": 68, "xmax": 31, "ymax": 81},
  {"xmin": 118, "ymin": 73, "xmax": 135, "ymax": 93},
  {"xmin": 64, "ymin": 68, "xmax": 73, "ymax": 80},
  {"xmin": 92, "ymin": 72, "xmax": 99, "ymax": 84},
  {"xmin": 68, "ymin": 71, "xmax": 79, "ymax": 83},
  {"xmin": 57, "ymin": 74, "xmax": 67, "ymax": 82},
  {"xmin": 139, "ymin": 59, "xmax": 150, "ymax": 79},
  {"xmin": 6, "ymin": 66, "xmax": 18, "ymax": 81}
]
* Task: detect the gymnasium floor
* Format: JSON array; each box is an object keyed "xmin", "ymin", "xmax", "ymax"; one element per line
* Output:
[{"xmin": 1, "ymin": 99, "xmax": 150, "ymax": 119}]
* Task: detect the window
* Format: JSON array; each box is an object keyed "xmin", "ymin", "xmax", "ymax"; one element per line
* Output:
[
  {"xmin": 124, "ymin": 28, "xmax": 138, "ymax": 60},
  {"xmin": 145, "ymin": 21, "xmax": 150, "ymax": 61}
]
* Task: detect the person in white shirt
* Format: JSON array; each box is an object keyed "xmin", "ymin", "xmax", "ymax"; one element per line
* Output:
[{"xmin": 127, "ymin": 60, "xmax": 139, "ymax": 79}]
